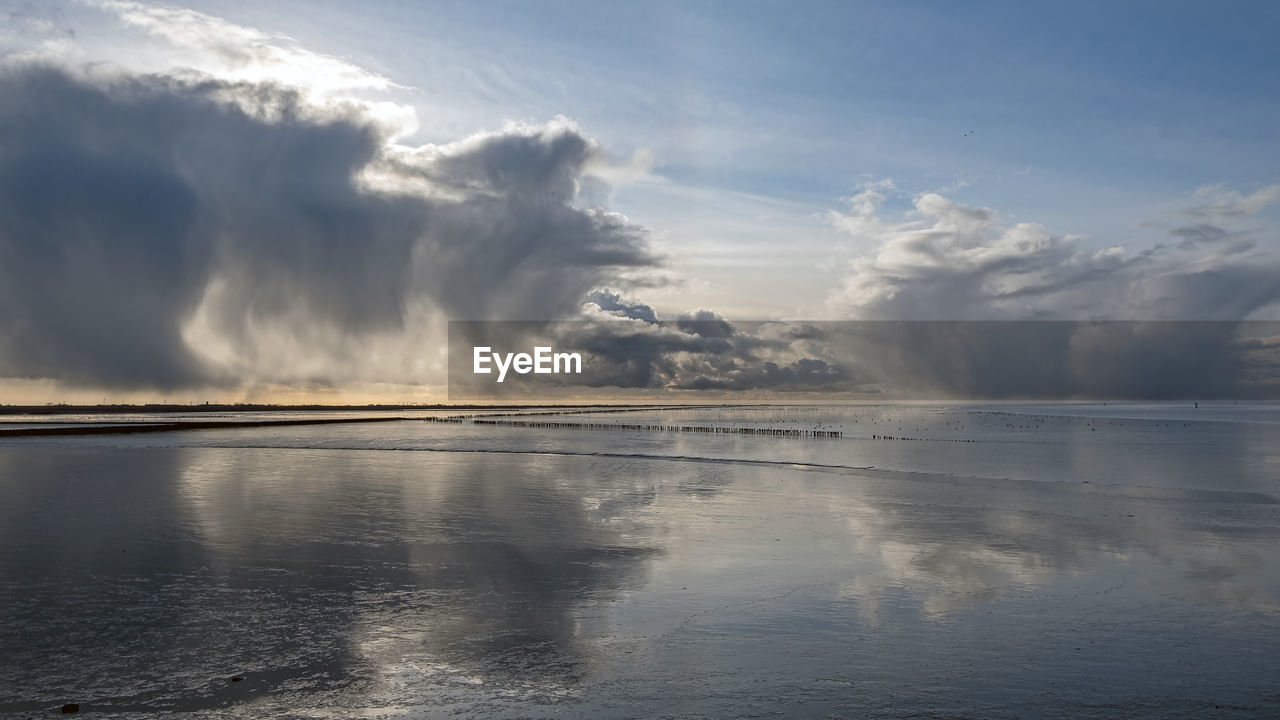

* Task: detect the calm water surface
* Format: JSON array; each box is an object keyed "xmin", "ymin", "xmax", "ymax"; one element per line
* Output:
[{"xmin": 2, "ymin": 403, "xmax": 1279, "ymax": 718}]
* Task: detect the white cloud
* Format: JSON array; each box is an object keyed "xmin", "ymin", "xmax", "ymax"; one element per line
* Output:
[
  {"xmin": 827, "ymin": 182, "xmax": 1280, "ymax": 320},
  {"xmin": 1185, "ymin": 183, "xmax": 1280, "ymax": 218},
  {"xmin": 69, "ymin": 1, "xmax": 420, "ymax": 139},
  {"xmin": 89, "ymin": 0, "xmax": 395, "ymax": 93}
]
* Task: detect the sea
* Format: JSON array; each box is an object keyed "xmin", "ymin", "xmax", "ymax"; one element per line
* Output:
[{"xmin": 2, "ymin": 402, "xmax": 1279, "ymax": 718}]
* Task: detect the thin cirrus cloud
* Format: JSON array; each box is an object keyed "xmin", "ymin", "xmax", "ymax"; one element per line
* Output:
[{"xmin": 88, "ymin": 0, "xmax": 397, "ymax": 93}]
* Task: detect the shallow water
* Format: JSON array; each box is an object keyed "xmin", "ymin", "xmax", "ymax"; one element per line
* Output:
[{"xmin": 2, "ymin": 403, "xmax": 1279, "ymax": 718}]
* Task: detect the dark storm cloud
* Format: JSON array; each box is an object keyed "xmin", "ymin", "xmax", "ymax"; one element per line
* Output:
[
  {"xmin": 672, "ymin": 357, "xmax": 850, "ymax": 391},
  {"xmin": 393, "ymin": 128, "xmax": 657, "ymax": 322},
  {"xmin": 448, "ymin": 318, "xmax": 869, "ymax": 397},
  {"xmin": 0, "ymin": 67, "xmax": 232, "ymax": 387},
  {"xmin": 451, "ymin": 319, "xmax": 738, "ymax": 393},
  {"xmin": 675, "ymin": 310, "xmax": 735, "ymax": 339},
  {"xmin": 0, "ymin": 64, "xmax": 655, "ymax": 388},
  {"xmin": 565, "ymin": 319, "xmax": 738, "ymax": 389},
  {"xmin": 819, "ymin": 321, "xmax": 1276, "ymax": 399}
]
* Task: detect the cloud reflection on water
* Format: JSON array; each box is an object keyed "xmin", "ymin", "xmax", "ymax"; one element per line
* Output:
[{"xmin": 1, "ymin": 428, "xmax": 1278, "ymax": 715}]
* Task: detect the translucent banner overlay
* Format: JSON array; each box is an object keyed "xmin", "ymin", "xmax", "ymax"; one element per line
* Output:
[{"xmin": 447, "ymin": 321, "xmax": 1280, "ymax": 401}]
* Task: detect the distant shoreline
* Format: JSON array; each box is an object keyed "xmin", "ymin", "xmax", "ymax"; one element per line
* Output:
[
  {"xmin": 0, "ymin": 416, "xmax": 417, "ymax": 437},
  {"xmin": 0, "ymin": 403, "xmax": 726, "ymax": 438},
  {"xmin": 0, "ymin": 402, "xmax": 690, "ymax": 416},
  {"xmin": 1, "ymin": 399, "xmax": 1268, "ymax": 418}
]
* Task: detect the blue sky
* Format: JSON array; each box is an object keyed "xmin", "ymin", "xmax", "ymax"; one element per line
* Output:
[
  {"xmin": 15, "ymin": 1, "xmax": 1280, "ymax": 220},
  {"xmin": 193, "ymin": 0, "xmax": 1280, "ymax": 194},
  {"xmin": 114, "ymin": 0, "xmax": 1277, "ymax": 314}
]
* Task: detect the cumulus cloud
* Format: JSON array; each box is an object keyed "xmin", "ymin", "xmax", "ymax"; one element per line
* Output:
[
  {"xmin": 826, "ymin": 182, "xmax": 1280, "ymax": 321},
  {"xmin": 448, "ymin": 318, "xmax": 871, "ymax": 397},
  {"xmin": 0, "ymin": 64, "xmax": 656, "ymax": 389},
  {"xmin": 585, "ymin": 289, "xmax": 659, "ymax": 323}
]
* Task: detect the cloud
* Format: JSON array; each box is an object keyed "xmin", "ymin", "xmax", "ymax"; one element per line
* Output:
[
  {"xmin": 0, "ymin": 64, "xmax": 656, "ymax": 389},
  {"xmin": 451, "ymin": 167, "xmax": 1280, "ymax": 399},
  {"xmin": 672, "ymin": 356, "xmax": 850, "ymax": 391},
  {"xmin": 447, "ymin": 318, "xmax": 873, "ymax": 396},
  {"xmin": 89, "ymin": 0, "xmax": 396, "ymax": 95},
  {"xmin": 585, "ymin": 289, "xmax": 659, "ymax": 323},
  {"xmin": 675, "ymin": 309, "xmax": 735, "ymax": 339},
  {"xmin": 3, "ymin": 2, "xmax": 1277, "ymax": 400},
  {"xmin": 1184, "ymin": 183, "xmax": 1280, "ymax": 219},
  {"xmin": 1171, "ymin": 224, "xmax": 1236, "ymax": 249},
  {"xmin": 448, "ymin": 319, "xmax": 1280, "ymax": 400},
  {"xmin": 826, "ymin": 182, "xmax": 1280, "ymax": 321},
  {"xmin": 0, "ymin": 4, "xmax": 80, "ymax": 61}
]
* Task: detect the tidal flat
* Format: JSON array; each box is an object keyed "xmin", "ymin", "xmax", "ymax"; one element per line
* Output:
[{"xmin": 2, "ymin": 403, "xmax": 1278, "ymax": 718}]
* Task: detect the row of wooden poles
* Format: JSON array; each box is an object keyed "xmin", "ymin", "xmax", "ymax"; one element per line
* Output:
[
  {"xmin": 872, "ymin": 434, "xmax": 977, "ymax": 443},
  {"xmin": 423, "ymin": 416, "xmax": 984, "ymax": 442},
  {"xmin": 467, "ymin": 417, "xmax": 842, "ymax": 438}
]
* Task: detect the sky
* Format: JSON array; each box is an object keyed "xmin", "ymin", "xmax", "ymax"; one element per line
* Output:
[{"xmin": 1, "ymin": 0, "xmax": 1279, "ymax": 402}]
